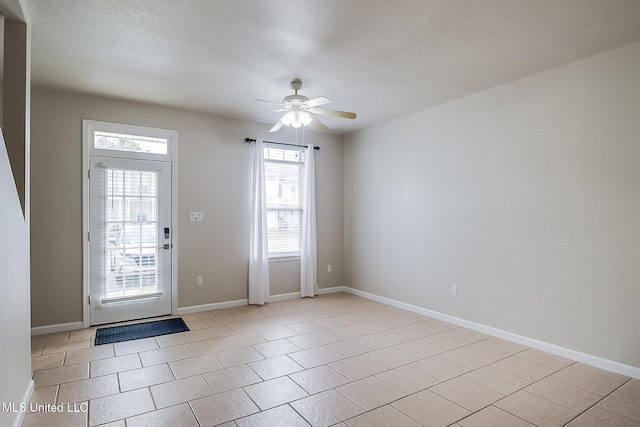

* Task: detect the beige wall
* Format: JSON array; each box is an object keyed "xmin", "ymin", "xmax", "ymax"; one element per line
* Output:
[
  {"xmin": 2, "ymin": 15, "xmax": 28, "ymax": 212},
  {"xmin": 344, "ymin": 42, "xmax": 640, "ymax": 368},
  {"xmin": 30, "ymin": 89, "xmax": 344, "ymax": 327}
]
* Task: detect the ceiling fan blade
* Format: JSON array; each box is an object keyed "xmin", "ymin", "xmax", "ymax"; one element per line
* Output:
[
  {"xmin": 269, "ymin": 120, "xmax": 285, "ymax": 133},
  {"xmin": 309, "ymin": 107, "xmax": 356, "ymax": 120},
  {"xmin": 254, "ymin": 98, "xmax": 283, "ymax": 105},
  {"xmin": 310, "ymin": 117, "xmax": 328, "ymax": 132},
  {"xmin": 235, "ymin": 109, "xmax": 287, "ymax": 118},
  {"xmin": 305, "ymin": 96, "xmax": 332, "ymax": 108}
]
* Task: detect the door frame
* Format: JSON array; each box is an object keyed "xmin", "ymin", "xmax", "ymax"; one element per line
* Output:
[{"xmin": 82, "ymin": 119, "xmax": 178, "ymax": 328}]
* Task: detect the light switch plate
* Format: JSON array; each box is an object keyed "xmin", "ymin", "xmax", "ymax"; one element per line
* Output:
[{"xmin": 189, "ymin": 212, "xmax": 203, "ymax": 222}]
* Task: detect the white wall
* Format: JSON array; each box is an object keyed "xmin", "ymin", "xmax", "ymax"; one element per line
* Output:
[
  {"xmin": 30, "ymin": 89, "xmax": 344, "ymax": 326},
  {"xmin": 0, "ymin": 130, "xmax": 31, "ymax": 427},
  {"xmin": 344, "ymin": 42, "xmax": 640, "ymax": 369},
  {"xmin": 0, "ymin": 2, "xmax": 32, "ymax": 425}
]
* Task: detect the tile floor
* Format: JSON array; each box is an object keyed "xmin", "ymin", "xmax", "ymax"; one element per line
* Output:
[{"xmin": 26, "ymin": 292, "xmax": 640, "ymax": 427}]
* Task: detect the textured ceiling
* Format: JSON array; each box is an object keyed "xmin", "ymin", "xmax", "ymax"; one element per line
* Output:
[{"xmin": 24, "ymin": 0, "xmax": 640, "ymax": 134}]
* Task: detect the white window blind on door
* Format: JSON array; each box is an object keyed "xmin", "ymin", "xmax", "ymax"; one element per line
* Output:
[
  {"xmin": 91, "ymin": 164, "xmax": 165, "ymax": 303},
  {"xmin": 263, "ymin": 145, "xmax": 304, "ymax": 257}
]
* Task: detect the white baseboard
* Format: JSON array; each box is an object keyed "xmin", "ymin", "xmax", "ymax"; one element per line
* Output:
[
  {"xmin": 37, "ymin": 285, "xmax": 638, "ymax": 379},
  {"xmin": 31, "ymin": 321, "xmax": 84, "ymax": 336},
  {"xmin": 318, "ymin": 286, "xmax": 348, "ymax": 294},
  {"xmin": 175, "ymin": 298, "xmax": 248, "ymax": 315},
  {"xmin": 269, "ymin": 292, "xmax": 300, "ymax": 302},
  {"xmin": 12, "ymin": 379, "xmax": 33, "ymax": 427},
  {"xmin": 177, "ymin": 286, "xmax": 349, "ymax": 310},
  {"xmin": 268, "ymin": 286, "xmax": 348, "ymax": 302},
  {"xmin": 344, "ymin": 287, "xmax": 640, "ymax": 379},
  {"xmin": 30, "ymin": 287, "xmax": 350, "ymax": 333}
]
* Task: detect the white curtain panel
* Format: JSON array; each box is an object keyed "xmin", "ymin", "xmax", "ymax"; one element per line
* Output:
[
  {"xmin": 301, "ymin": 144, "xmax": 319, "ymax": 298},
  {"xmin": 248, "ymin": 138, "xmax": 270, "ymax": 305}
]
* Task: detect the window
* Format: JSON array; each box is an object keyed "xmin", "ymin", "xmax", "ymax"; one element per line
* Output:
[
  {"xmin": 264, "ymin": 145, "xmax": 305, "ymax": 257},
  {"xmin": 94, "ymin": 131, "xmax": 168, "ymax": 155}
]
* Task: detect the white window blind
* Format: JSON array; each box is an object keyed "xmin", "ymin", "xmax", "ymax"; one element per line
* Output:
[
  {"xmin": 263, "ymin": 145, "xmax": 304, "ymax": 257},
  {"xmin": 93, "ymin": 166, "xmax": 162, "ymax": 302}
]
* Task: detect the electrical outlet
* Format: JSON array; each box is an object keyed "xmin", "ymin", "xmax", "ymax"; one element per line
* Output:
[
  {"xmin": 327, "ymin": 265, "xmax": 332, "ymax": 273},
  {"xmin": 197, "ymin": 276, "xmax": 203, "ymax": 286},
  {"xmin": 451, "ymin": 284, "xmax": 458, "ymax": 295},
  {"xmin": 190, "ymin": 212, "xmax": 204, "ymax": 222}
]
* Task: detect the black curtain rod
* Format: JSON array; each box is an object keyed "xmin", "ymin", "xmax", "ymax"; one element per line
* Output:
[{"xmin": 244, "ymin": 138, "xmax": 320, "ymax": 150}]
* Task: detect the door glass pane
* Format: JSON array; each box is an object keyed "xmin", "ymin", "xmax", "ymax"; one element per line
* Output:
[
  {"xmin": 94, "ymin": 131, "xmax": 168, "ymax": 155},
  {"xmin": 104, "ymin": 169, "xmax": 160, "ymax": 299}
]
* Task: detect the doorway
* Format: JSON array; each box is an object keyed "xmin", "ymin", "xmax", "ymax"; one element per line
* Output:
[{"xmin": 83, "ymin": 120, "xmax": 177, "ymax": 326}]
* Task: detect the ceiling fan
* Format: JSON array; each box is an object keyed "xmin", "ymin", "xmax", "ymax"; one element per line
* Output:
[{"xmin": 239, "ymin": 79, "xmax": 357, "ymax": 132}]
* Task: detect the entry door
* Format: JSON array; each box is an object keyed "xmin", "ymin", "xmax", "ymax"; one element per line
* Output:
[{"xmin": 89, "ymin": 156, "xmax": 172, "ymax": 325}]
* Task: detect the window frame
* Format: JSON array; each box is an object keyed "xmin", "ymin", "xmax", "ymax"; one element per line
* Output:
[
  {"xmin": 85, "ymin": 120, "xmax": 174, "ymax": 162},
  {"xmin": 263, "ymin": 143, "xmax": 305, "ymax": 259}
]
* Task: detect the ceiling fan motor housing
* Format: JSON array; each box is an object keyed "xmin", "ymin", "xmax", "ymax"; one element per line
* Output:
[
  {"xmin": 283, "ymin": 94, "xmax": 309, "ymax": 109},
  {"xmin": 290, "ymin": 79, "xmax": 303, "ymax": 91},
  {"xmin": 283, "ymin": 79, "xmax": 308, "ymax": 108}
]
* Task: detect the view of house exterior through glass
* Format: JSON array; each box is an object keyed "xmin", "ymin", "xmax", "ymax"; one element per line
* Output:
[
  {"xmin": 103, "ymin": 168, "xmax": 160, "ymax": 300},
  {"xmin": 94, "ymin": 131, "xmax": 168, "ymax": 155}
]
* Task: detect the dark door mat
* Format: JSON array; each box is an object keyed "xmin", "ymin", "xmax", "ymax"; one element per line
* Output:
[{"xmin": 94, "ymin": 317, "xmax": 189, "ymax": 345}]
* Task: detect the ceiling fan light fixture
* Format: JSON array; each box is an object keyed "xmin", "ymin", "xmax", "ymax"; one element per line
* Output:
[
  {"xmin": 281, "ymin": 110, "xmax": 312, "ymax": 128},
  {"xmin": 298, "ymin": 111, "xmax": 313, "ymax": 126}
]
